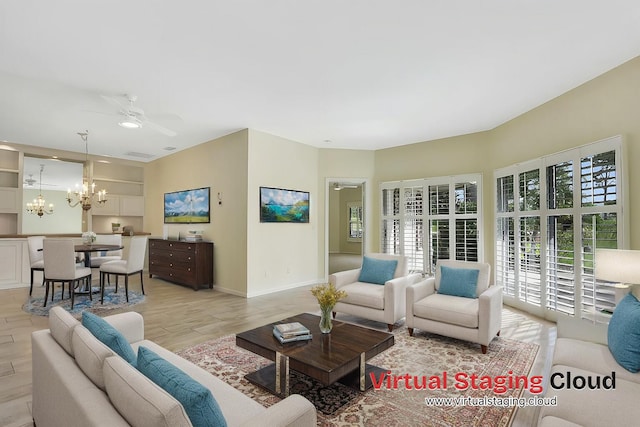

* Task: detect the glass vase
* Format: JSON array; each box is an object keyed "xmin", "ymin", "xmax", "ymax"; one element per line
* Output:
[{"xmin": 319, "ymin": 305, "xmax": 334, "ymax": 334}]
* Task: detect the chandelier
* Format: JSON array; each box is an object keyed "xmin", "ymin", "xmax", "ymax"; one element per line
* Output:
[
  {"xmin": 26, "ymin": 164, "xmax": 54, "ymax": 217},
  {"xmin": 67, "ymin": 131, "xmax": 107, "ymax": 211}
]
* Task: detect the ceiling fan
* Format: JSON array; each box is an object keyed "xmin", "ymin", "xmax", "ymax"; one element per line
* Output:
[
  {"xmin": 333, "ymin": 183, "xmax": 360, "ymax": 191},
  {"xmin": 100, "ymin": 94, "xmax": 177, "ymax": 137}
]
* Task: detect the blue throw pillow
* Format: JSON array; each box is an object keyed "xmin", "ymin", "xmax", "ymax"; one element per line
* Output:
[
  {"xmin": 437, "ymin": 265, "xmax": 480, "ymax": 298},
  {"xmin": 82, "ymin": 311, "xmax": 137, "ymax": 365},
  {"xmin": 358, "ymin": 256, "xmax": 398, "ymax": 285},
  {"xmin": 608, "ymin": 293, "xmax": 640, "ymax": 372},
  {"xmin": 137, "ymin": 346, "xmax": 227, "ymax": 427}
]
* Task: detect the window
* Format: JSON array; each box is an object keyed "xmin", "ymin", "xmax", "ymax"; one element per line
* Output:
[
  {"xmin": 495, "ymin": 136, "xmax": 625, "ymax": 320},
  {"xmin": 381, "ymin": 174, "xmax": 482, "ymax": 274},
  {"xmin": 347, "ymin": 202, "xmax": 363, "ymax": 242}
]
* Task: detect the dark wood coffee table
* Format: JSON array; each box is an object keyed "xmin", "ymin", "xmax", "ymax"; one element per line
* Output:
[{"xmin": 236, "ymin": 313, "xmax": 394, "ymax": 397}]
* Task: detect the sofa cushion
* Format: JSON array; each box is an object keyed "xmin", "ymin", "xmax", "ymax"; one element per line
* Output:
[
  {"xmin": 413, "ymin": 293, "xmax": 479, "ymax": 328},
  {"xmin": 49, "ymin": 306, "xmax": 79, "ymax": 356},
  {"xmin": 608, "ymin": 293, "xmax": 640, "ymax": 372},
  {"xmin": 137, "ymin": 346, "xmax": 227, "ymax": 427},
  {"xmin": 83, "ymin": 311, "xmax": 137, "ymax": 365},
  {"xmin": 72, "ymin": 324, "xmax": 114, "ymax": 390},
  {"xmin": 437, "ymin": 266, "xmax": 479, "ymax": 298},
  {"xmin": 103, "ymin": 356, "xmax": 192, "ymax": 427},
  {"xmin": 358, "ymin": 256, "xmax": 398, "ymax": 285},
  {"xmin": 339, "ymin": 282, "xmax": 385, "ymax": 309}
]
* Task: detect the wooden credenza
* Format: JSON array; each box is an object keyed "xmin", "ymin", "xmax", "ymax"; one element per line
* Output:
[{"xmin": 148, "ymin": 239, "xmax": 213, "ymax": 290}]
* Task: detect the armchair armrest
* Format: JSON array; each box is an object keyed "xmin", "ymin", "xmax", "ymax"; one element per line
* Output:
[
  {"xmin": 382, "ymin": 273, "xmax": 423, "ymax": 325},
  {"xmin": 329, "ymin": 268, "xmax": 361, "ymax": 289},
  {"xmin": 406, "ymin": 278, "xmax": 436, "ymax": 328},
  {"xmin": 406, "ymin": 277, "xmax": 436, "ymax": 304},
  {"xmin": 104, "ymin": 311, "xmax": 145, "ymax": 344},
  {"xmin": 241, "ymin": 394, "xmax": 317, "ymax": 427},
  {"xmin": 478, "ymin": 285, "xmax": 503, "ymax": 344}
]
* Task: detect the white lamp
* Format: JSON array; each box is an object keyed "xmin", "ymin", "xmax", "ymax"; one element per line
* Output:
[{"xmin": 595, "ymin": 249, "xmax": 640, "ymax": 305}]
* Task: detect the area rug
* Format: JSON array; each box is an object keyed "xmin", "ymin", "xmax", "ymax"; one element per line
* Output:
[
  {"xmin": 23, "ymin": 286, "xmax": 145, "ymax": 317},
  {"xmin": 176, "ymin": 328, "xmax": 539, "ymax": 426}
]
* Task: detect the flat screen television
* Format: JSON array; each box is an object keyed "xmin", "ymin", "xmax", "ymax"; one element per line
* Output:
[{"xmin": 164, "ymin": 187, "xmax": 210, "ymax": 224}]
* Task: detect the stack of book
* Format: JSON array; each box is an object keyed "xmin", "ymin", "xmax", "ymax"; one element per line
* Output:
[
  {"xmin": 272, "ymin": 322, "xmax": 312, "ymax": 344},
  {"xmin": 184, "ymin": 231, "xmax": 203, "ymax": 242}
]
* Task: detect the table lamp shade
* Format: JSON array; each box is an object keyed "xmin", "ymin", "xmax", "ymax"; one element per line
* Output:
[{"xmin": 595, "ymin": 249, "xmax": 640, "ymax": 304}]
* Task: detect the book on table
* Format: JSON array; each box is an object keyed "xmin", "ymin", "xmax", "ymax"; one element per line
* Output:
[
  {"xmin": 272, "ymin": 327, "xmax": 312, "ymax": 344},
  {"xmin": 273, "ymin": 322, "xmax": 310, "ymax": 339}
]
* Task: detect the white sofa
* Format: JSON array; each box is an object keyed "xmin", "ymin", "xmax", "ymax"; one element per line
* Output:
[
  {"xmin": 32, "ymin": 307, "xmax": 317, "ymax": 427},
  {"xmin": 538, "ymin": 315, "xmax": 640, "ymax": 427}
]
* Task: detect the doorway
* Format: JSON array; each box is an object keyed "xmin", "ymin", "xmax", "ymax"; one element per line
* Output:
[{"xmin": 326, "ymin": 178, "xmax": 366, "ymax": 276}]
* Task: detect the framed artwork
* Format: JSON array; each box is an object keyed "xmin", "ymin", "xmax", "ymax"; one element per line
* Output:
[
  {"xmin": 260, "ymin": 186, "xmax": 310, "ymax": 223},
  {"xmin": 164, "ymin": 187, "xmax": 211, "ymax": 223}
]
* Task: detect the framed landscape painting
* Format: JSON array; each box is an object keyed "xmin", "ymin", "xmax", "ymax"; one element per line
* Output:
[
  {"xmin": 260, "ymin": 187, "xmax": 310, "ymax": 223},
  {"xmin": 164, "ymin": 187, "xmax": 211, "ymax": 223}
]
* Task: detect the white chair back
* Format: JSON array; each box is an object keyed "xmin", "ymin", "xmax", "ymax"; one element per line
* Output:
[
  {"xmin": 95, "ymin": 234, "xmax": 123, "ymax": 257},
  {"xmin": 43, "ymin": 239, "xmax": 77, "ymax": 280},
  {"xmin": 364, "ymin": 253, "xmax": 409, "ymax": 278},
  {"xmin": 27, "ymin": 236, "xmax": 45, "ymax": 266},
  {"xmin": 127, "ymin": 236, "xmax": 148, "ymax": 273}
]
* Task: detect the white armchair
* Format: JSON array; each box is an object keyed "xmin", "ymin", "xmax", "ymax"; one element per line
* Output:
[
  {"xmin": 330, "ymin": 253, "xmax": 422, "ymax": 331},
  {"xmin": 406, "ymin": 259, "xmax": 502, "ymax": 353}
]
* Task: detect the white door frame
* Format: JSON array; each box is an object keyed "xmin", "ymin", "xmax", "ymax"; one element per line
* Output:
[{"xmin": 324, "ymin": 177, "xmax": 370, "ymax": 280}]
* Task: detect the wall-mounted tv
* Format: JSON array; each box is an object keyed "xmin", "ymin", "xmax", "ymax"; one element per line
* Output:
[
  {"xmin": 164, "ymin": 187, "xmax": 210, "ymax": 224},
  {"xmin": 260, "ymin": 186, "xmax": 310, "ymax": 223}
]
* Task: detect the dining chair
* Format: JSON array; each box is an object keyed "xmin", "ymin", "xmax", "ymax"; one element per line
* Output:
[
  {"xmin": 99, "ymin": 236, "xmax": 147, "ymax": 304},
  {"xmin": 27, "ymin": 236, "xmax": 45, "ymax": 296},
  {"xmin": 42, "ymin": 238, "xmax": 92, "ymax": 308},
  {"xmin": 90, "ymin": 234, "xmax": 123, "ymax": 268}
]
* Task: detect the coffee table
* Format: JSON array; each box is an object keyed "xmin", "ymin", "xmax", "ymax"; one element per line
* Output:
[{"xmin": 235, "ymin": 313, "xmax": 394, "ymax": 397}]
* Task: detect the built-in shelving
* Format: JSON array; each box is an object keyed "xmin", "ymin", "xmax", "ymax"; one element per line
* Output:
[{"xmin": 0, "ymin": 148, "xmax": 21, "ymax": 234}]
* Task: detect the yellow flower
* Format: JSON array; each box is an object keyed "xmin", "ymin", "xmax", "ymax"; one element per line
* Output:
[{"xmin": 310, "ymin": 283, "xmax": 347, "ymax": 310}]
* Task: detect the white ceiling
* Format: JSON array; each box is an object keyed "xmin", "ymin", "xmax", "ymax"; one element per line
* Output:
[{"xmin": 1, "ymin": 1, "xmax": 640, "ymax": 162}]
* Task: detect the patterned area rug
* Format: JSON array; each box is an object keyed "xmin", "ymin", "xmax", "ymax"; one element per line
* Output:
[
  {"xmin": 177, "ymin": 328, "xmax": 539, "ymax": 426},
  {"xmin": 23, "ymin": 286, "xmax": 145, "ymax": 317}
]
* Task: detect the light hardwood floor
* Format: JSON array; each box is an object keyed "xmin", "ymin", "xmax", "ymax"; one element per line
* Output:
[{"xmin": 0, "ymin": 276, "xmax": 555, "ymax": 427}]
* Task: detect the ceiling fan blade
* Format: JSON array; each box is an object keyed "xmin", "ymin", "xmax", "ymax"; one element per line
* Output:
[
  {"xmin": 144, "ymin": 119, "xmax": 177, "ymax": 137},
  {"xmin": 100, "ymin": 94, "xmax": 127, "ymax": 111}
]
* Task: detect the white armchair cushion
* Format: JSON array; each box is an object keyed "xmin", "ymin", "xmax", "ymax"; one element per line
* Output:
[
  {"xmin": 339, "ymin": 282, "xmax": 385, "ymax": 310},
  {"xmin": 413, "ymin": 294, "xmax": 479, "ymax": 328}
]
